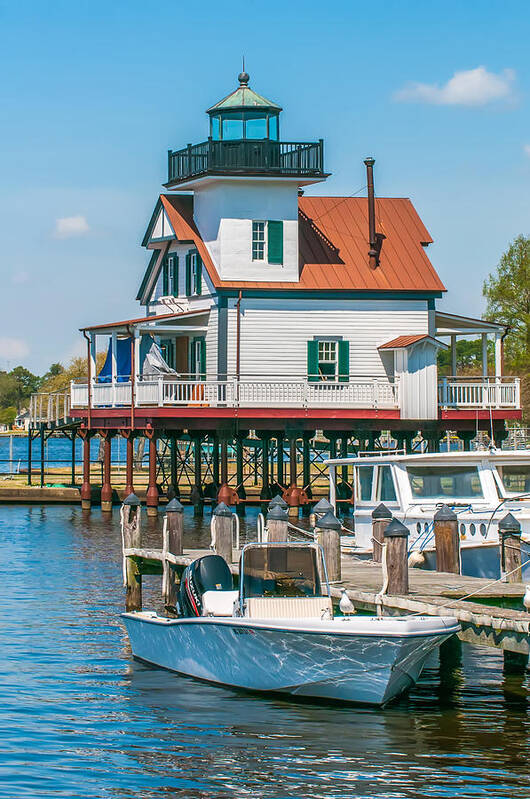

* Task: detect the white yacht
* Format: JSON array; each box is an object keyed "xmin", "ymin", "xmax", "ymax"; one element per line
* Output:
[
  {"xmin": 122, "ymin": 543, "xmax": 459, "ymax": 706},
  {"xmin": 326, "ymin": 450, "xmax": 530, "ymax": 579}
]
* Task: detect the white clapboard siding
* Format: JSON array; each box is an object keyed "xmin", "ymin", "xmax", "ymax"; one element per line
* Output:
[
  {"xmin": 205, "ymin": 305, "xmax": 218, "ymax": 376},
  {"xmin": 225, "ymin": 298, "xmax": 429, "ymax": 378}
]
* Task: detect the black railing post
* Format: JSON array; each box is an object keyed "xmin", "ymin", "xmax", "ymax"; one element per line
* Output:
[
  {"xmin": 319, "ymin": 139, "xmax": 324, "ymax": 172},
  {"xmin": 167, "ymin": 149, "xmax": 172, "ymax": 182}
]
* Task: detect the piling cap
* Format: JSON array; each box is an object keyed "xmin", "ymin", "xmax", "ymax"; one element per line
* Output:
[
  {"xmin": 384, "ymin": 517, "xmax": 410, "ymax": 538},
  {"xmin": 498, "ymin": 512, "xmax": 521, "ymax": 535},
  {"xmin": 165, "ymin": 498, "xmax": 184, "ymax": 513},
  {"xmin": 123, "ymin": 493, "xmax": 141, "ymax": 507},
  {"xmin": 434, "ymin": 504, "xmax": 457, "ymax": 522},
  {"xmin": 315, "ymin": 510, "xmax": 342, "ymax": 531},
  {"xmin": 213, "ymin": 501, "xmax": 233, "ymax": 518},
  {"xmin": 267, "ymin": 504, "xmax": 288, "ymax": 521},
  {"xmin": 372, "ymin": 502, "xmax": 392, "ymax": 520},
  {"xmin": 312, "ymin": 497, "xmax": 334, "ymax": 514},
  {"xmin": 268, "ymin": 494, "xmax": 288, "ymax": 510}
]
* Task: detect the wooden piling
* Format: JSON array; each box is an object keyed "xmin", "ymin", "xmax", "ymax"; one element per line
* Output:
[
  {"xmin": 309, "ymin": 497, "xmax": 333, "ymax": 529},
  {"xmin": 372, "ymin": 503, "xmax": 392, "ymax": 563},
  {"xmin": 315, "ymin": 510, "xmax": 342, "ymax": 582},
  {"xmin": 434, "ymin": 504, "xmax": 460, "ymax": 574},
  {"xmin": 499, "ymin": 513, "xmax": 522, "ymax": 583},
  {"xmin": 122, "ymin": 494, "xmax": 142, "ymax": 611},
  {"xmin": 212, "ymin": 502, "xmax": 233, "ymax": 563},
  {"xmin": 124, "ymin": 433, "xmax": 134, "ymax": 497},
  {"xmin": 383, "ymin": 517, "xmax": 410, "ymax": 595},
  {"xmin": 164, "ymin": 498, "xmax": 183, "ymax": 610},
  {"xmin": 267, "ymin": 505, "xmax": 289, "ymax": 542}
]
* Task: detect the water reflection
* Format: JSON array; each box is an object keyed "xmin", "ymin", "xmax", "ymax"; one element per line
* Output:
[{"xmin": 0, "ymin": 505, "xmax": 529, "ymax": 798}]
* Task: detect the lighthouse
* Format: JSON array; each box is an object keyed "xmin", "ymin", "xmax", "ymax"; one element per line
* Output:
[{"xmin": 165, "ymin": 70, "xmax": 327, "ymax": 283}]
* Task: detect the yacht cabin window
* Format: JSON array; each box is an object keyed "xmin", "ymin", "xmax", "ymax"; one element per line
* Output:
[
  {"xmin": 496, "ymin": 465, "xmax": 530, "ymax": 495},
  {"xmin": 357, "ymin": 466, "xmax": 374, "ymax": 502},
  {"xmin": 406, "ymin": 465, "xmax": 484, "ymax": 500},
  {"xmin": 376, "ymin": 465, "xmax": 397, "ymax": 502}
]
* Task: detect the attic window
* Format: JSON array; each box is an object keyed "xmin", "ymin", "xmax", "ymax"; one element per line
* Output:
[
  {"xmin": 252, "ymin": 220, "xmax": 283, "ymax": 264},
  {"xmin": 252, "ymin": 221, "xmax": 265, "ymax": 260}
]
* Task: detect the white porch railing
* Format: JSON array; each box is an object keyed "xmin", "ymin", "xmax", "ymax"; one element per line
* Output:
[
  {"xmin": 438, "ymin": 377, "xmax": 521, "ymax": 409},
  {"xmin": 69, "ymin": 375, "xmax": 401, "ymax": 410},
  {"xmin": 67, "ymin": 375, "xmax": 521, "ymax": 412}
]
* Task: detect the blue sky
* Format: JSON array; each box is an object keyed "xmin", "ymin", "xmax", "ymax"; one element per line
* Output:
[{"xmin": 0, "ymin": 0, "xmax": 529, "ymax": 373}]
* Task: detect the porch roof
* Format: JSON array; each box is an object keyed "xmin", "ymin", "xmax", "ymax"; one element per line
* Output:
[
  {"xmin": 80, "ymin": 309, "xmax": 208, "ymax": 335},
  {"xmin": 435, "ymin": 311, "xmax": 506, "ymax": 336},
  {"xmin": 378, "ymin": 334, "xmax": 448, "ymax": 350}
]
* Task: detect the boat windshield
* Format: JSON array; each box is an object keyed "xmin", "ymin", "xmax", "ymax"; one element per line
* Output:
[
  {"xmin": 242, "ymin": 545, "xmax": 322, "ymax": 599},
  {"xmin": 496, "ymin": 464, "xmax": 530, "ymax": 496},
  {"xmin": 406, "ymin": 465, "xmax": 484, "ymax": 500}
]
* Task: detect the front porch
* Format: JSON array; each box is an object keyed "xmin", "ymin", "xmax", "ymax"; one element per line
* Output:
[{"xmin": 69, "ymin": 373, "xmax": 520, "ymax": 412}]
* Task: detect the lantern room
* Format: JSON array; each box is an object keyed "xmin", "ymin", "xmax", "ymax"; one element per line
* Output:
[{"xmin": 207, "ymin": 70, "xmax": 281, "ymax": 141}]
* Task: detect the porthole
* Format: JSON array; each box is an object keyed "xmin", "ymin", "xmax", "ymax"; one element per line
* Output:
[
  {"xmin": 424, "ymin": 522, "xmax": 429, "ymax": 532},
  {"xmin": 416, "ymin": 522, "xmax": 422, "ymax": 535},
  {"xmin": 460, "ymin": 523, "xmax": 466, "ymax": 538},
  {"xmin": 480, "ymin": 523, "xmax": 487, "ymax": 538},
  {"xmin": 469, "ymin": 523, "xmax": 476, "ymax": 536}
]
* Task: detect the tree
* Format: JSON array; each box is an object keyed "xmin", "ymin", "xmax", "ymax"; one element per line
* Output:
[
  {"xmin": 483, "ymin": 235, "xmax": 530, "ymax": 366},
  {"xmin": 9, "ymin": 366, "xmax": 40, "ymax": 412},
  {"xmin": 0, "ymin": 371, "xmax": 17, "ymax": 409},
  {"xmin": 0, "ymin": 406, "xmax": 16, "ymax": 425}
]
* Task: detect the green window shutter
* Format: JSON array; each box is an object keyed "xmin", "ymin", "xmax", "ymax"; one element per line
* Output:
[
  {"xmin": 162, "ymin": 256, "xmax": 168, "ymax": 295},
  {"xmin": 338, "ymin": 340, "xmax": 350, "ymax": 382},
  {"xmin": 169, "ymin": 254, "xmax": 179, "ymax": 295},
  {"xmin": 185, "ymin": 252, "xmax": 191, "ymax": 296},
  {"xmin": 195, "ymin": 254, "xmax": 202, "ymax": 295},
  {"xmin": 267, "ymin": 220, "xmax": 283, "ymax": 265},
  {"xmin": 200, "ymin": 337, "xmax": 206, "ymax": 380},
  {"xmin": 307, "ymin": 340, "xmax": 319, "ymax": 382}
]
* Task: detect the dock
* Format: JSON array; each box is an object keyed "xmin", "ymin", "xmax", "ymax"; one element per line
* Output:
[{"xmin": 124, "ymin": 543, "xmax": 530, "ymax": 659}]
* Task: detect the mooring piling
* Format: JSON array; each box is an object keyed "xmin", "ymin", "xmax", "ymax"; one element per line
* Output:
[
  {"xmin": 315, "ymin": 510, "xmax": 342, "ymax": 582},
  {"xmin": 122, "ymin": 493, "xmax": 142, "ymax": 611},
  {"xmin": 371, "ymin": 503, "xmax": 392, "ymax": 564},
  {"xmin": 212, "ymin": 502, "xmax": 233, "ymax": 562},
  {"xmin": 499, "ymin": 513, "xmax": 522, "ymax": 583},
  {"xmin": 383, "ymin": 517, "xmax": 410, "ymax": 595},
  {"xmin": 434, "ymin": 504, "xmax": 460, "ymax": 574},
  {"xmin": 267, "ymin": 504, "xmax": 289, "ymax": 542}
]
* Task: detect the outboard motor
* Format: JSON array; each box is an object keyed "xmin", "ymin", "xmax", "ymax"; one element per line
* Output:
[{"xmin": 178, "ymin": 554, "xmax": 233, "ymax": 617}]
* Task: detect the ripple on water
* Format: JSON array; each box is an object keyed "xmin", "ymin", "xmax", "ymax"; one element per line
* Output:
[{"xmin": 0, "ymin": 505, "xmax": 529, "ymax": 798}]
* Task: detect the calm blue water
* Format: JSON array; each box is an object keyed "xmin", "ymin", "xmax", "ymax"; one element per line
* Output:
[
  {"xmin": 0, "ymin": 434, "xmax": 130, "ymax": 474},
  {"xmin": 0, "ymin": 504, "xmax": 529, "ymax": 798}
]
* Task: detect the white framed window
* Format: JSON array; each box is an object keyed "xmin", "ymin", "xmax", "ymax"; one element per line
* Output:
[
  {"xmin": 317, "ymin": 340, "xmax": 337, "ymax": 381},
  {"xmin": 252, "ymin": 221, "xmax": 266, "ymax": 261}
]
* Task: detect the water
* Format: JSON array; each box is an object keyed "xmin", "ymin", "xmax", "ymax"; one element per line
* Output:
[
  {"xmin": 1, "ymin": 505, "xmax": 529, "ymax": 798},
  {"xmin": 0, "ymin": 434, "xmax": 130, "ymax": 475}
]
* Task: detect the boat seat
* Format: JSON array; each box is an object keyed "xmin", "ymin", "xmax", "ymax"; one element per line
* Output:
[
  {"xmin": 201, "ymin": 590, "xmax": 239, "ymax": 617},
  {"xmin": 245, "ymin": 596, "xmax": 333, "ymax": 619}
]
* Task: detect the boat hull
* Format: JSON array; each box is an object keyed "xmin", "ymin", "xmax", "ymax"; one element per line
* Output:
[{"xmin": 122, "ymin": 613, "xmax": 458, "ymax": 706}]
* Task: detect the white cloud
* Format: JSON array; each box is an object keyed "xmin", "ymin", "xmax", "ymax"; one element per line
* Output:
[
  {"xmin": 394, "ymin": 66, "xmax": 515, "ymax": 107},
  {"xmin": 53, "ymin": 215, "xmax": 90, "ymax": 239},
  {"xmin": 11, "ymin": 270, "xmax": 29, "ymax": 285},
  {"xmin": 0, "ymin": 337, "xmax": 29, "ymax": 361},
  {"xmin": 524, "ymin": 144, "xmax": 530, "ymax": 157}
]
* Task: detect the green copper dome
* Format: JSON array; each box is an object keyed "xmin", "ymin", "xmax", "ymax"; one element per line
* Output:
[
  {"xmin": 207, "ymin": 72, "xmax": 282, "ymax": 114},
  {"xmin": 207, "ymin": 71, "xmax": 281, "ymax": 141}
]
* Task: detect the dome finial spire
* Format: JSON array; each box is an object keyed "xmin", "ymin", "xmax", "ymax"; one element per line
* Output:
[{"xmin": 238, "ymin": 56, "xmax": 249, "ymax": 87}]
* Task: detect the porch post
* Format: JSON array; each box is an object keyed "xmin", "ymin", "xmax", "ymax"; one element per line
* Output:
[
  {"xmin": 450, "ymin": 335, "xmax": 457, "ymax": 376},
  {"xmin": 495, "ymin": 332, "xmax": 502, "ymax": 376},
  {"xmin": 482, "ymin": 334, "xmax": 488, "ymax": 378},
  {"xmin": 89, "ymin": 333, "xmax": 97, "ymax": 388},
  {"xmin": 111, "ymin": 331, "xmax": 118, "ymax": 382}
]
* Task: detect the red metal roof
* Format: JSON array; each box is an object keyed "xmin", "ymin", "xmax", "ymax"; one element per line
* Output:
[
  {"xmin": 158, "ymin": 194, "xmax": 445, "ymax": 294},
  {"xmin": 81, "ymin": 309, "xmax": 207, "ymax": 332},
  {"xmin": 378, "ymin": 335, "xmax": 436, "ymax": 349}
]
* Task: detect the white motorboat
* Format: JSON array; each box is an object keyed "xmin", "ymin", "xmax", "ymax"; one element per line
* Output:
[
  {"xmin": 123, "ymin": 543, "xmax": 459, "ymax": 706},
  {"xmin": 326, "ymin": 449, "xmax": 530, "ymax": 579}
]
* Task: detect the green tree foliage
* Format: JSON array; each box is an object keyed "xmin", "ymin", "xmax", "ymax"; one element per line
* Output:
[
  {"xmin": 483, "ymin": 235, "xmax": 530, "ymax": 366},
  {"xmin": 0, "ymin": 406, "xmax": 16, "ymax": 425},
  {"xmin": 438, "ymin": 339, "xmax": 493, "ymax": 376},
  {"xmin": 483, "ymin": 234, "xmax": 530, "ymax": 417}
]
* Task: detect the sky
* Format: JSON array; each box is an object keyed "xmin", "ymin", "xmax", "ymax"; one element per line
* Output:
[{"xmin": 0, "ymin": 0, "xmax": 529, "ymax": 374}]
